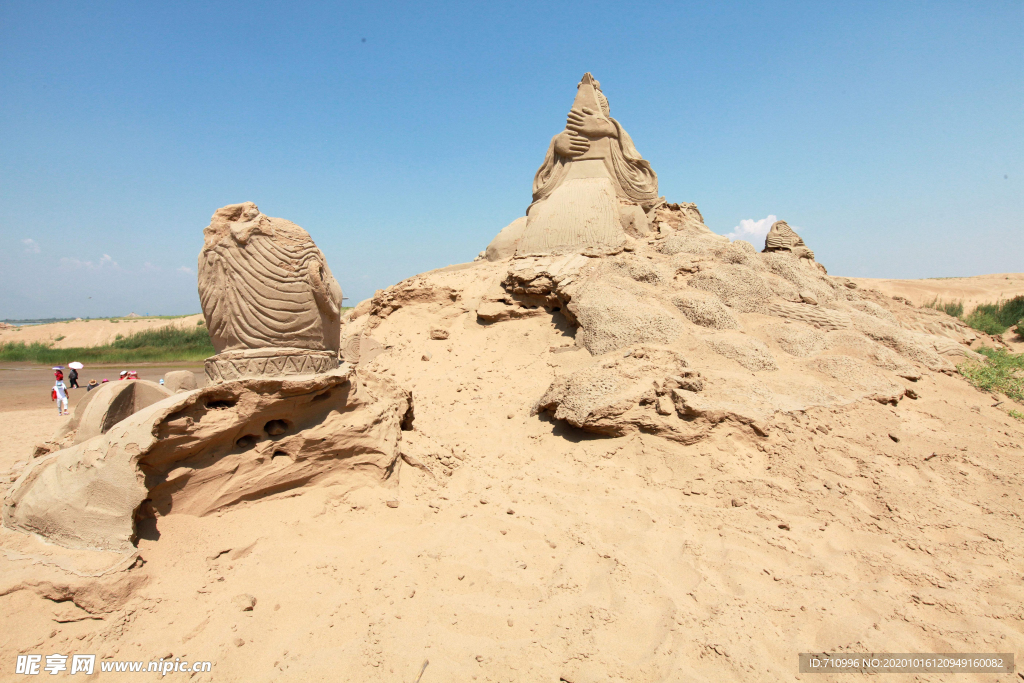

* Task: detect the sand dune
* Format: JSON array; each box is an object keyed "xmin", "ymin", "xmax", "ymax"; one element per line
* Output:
[
  {"xmin": 1, "ymin": 261, "xmax": 1021, "ymax": 681},
  {"xmin": 846, "ymin": 273, "xmax": 1024, "ymax": 309},
  {"xmin": 0, "ymin": 314, "xmax": 204, "ymax": 349}
]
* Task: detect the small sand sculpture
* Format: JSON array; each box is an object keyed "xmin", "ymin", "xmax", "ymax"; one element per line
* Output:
[
  {"xmin": 198, "ymin": 202, "xmax": 343, "ymax": 381},
  {"xmin": 763, "ymin": 220, "xmax": 814, "ymax": 260}
]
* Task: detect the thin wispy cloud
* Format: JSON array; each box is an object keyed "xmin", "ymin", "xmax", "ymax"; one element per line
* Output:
[
  {"xmin": 21, "ymin": 238, "xmax": 40, "ymax": 254},
  {"xmin": 60, "ymin": 253, "xmax": 120, "ymax": 270},
  {"xmin": 177, "ymin": 266, "xmax": 194, "ymax": 275}
]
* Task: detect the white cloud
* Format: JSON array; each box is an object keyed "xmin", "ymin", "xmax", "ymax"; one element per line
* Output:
[
  {"xmin": 60, "ymin": 253, "xmax": 120, "ymax": 270},
  {"xmin": 21, "ymin": 238, "xmax": 40, "ymax": 254},
  {"xmin": 725, "ymin": 215, "xmax": 808, "ymax": 245},
  {"xmin": 725, "ymin": 215, "xmax": 776, "ymax": 244},
  {"xmin": 177, "ymin": 266, "xmax": 194, "ymax": 275}
]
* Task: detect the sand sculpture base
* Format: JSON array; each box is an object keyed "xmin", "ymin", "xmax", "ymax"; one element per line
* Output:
[
  {"xmin": 205, "ymin": 348, "xmax": 339, "ymax": 382},
  {"xmin": 517, "ymin": 177, "xmax": 625, "ymax": 256},
  {"xmin": 4, "ymin": 367, "xmax": 411, "ymax": 552}
]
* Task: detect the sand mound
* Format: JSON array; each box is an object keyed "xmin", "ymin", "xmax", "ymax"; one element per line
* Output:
[
  {"xmin": 4, "ymin": 367, "xmax": 410, "ymax": 552},
  {"xmin": 1, "ymin": 73, "xmax": 1022, "ymax": 681}
]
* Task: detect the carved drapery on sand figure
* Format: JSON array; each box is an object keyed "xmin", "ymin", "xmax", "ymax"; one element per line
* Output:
[
  {"xmin": 4, "ymin": 201, "xmax": 411, "ymax": 553},
  {"xmin": 198, "ymin": 202, "xmax": 344, "ymax": 381},
  {"xmin": 488, "ymin": 73, "xmax": 663, "ymax": 259}
]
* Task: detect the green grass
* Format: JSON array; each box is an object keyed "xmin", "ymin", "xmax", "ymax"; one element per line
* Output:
[
  {"xmin": 0, "ymin": 324, "xmax": 215, "ymax": 364},
  {"xmin": 957, "ymin": 347, "xmax": 1024, "ymax": 404},
  {"xmin": 1, "ymin": 313, "xmax": 200, "ymax": 325},
  {"xmin": 106, "ymin": 313, "xmax": 200, "ymax": 322},
  {"xmin": 924, "ymin": 298, "xmax": 965, "ymax": 318},
  {"xmin": 926, "ymin": 296, "xmax": 1024, "ymax": 336},
  {"xmin": 1008, "ymin": 409, "xmax": 1024, "ymax": 422},
  {"xmin": 963, "ymin": 296, "xmax": 1024, "ymax": 336}
]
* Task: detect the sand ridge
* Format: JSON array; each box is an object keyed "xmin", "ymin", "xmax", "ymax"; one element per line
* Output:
[
  {"xmin": 847, "ymin": 273, "xmax": 1024, "ymax": 310},
  {"xmin": 1, "ymin": 264, "xmax": 1022, "ymax": 681},
  {"xmin": 0, "ymin": 315, "xmax": 204, "ymax": 349}
]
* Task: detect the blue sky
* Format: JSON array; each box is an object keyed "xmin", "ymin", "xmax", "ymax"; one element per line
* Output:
[{"xmin": 1, "ymin": 0, "xmax": 1021, "ymax": 318}]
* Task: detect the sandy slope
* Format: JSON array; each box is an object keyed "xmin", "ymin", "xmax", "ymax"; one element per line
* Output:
[
  {"xmin": 846, "ymin": 273, "xmax": 1024, "ymax": 310},
  {"xmin": 0, "ymin": 314, "xmax": 204, "ymax": 349},
  {"xmin": 0, "ymin": 262, "xmax": 1022, "ymax": 682}
]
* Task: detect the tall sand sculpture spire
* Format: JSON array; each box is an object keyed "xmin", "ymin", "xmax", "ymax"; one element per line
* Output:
[{"xmin": 486, "ymin": 73, "xmax": 661, "ymax": 259}]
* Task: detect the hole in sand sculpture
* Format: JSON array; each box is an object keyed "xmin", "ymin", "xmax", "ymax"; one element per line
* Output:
[
  {"xmin": 264, "ymin": 419, "xmax": 289, "ymax": 436},
  {"xmin": 206, "ymin": 398, "xmax": 237, "ymax": 410},
  {"xmin": 312, "ymin": 390, "xmax": 332, "ymax": 402},
  {"xmin": 235, "ymin": 434, "xmax": 259, "ymax": 448},
  {"xmin": 272, "ymin": 450, "xmax": 290, "ymax": 460}
]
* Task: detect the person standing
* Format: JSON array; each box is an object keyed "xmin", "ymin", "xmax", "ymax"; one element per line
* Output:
[
  {"xmin": 68, "ymin": 366, "xmax": 79, "ymax": 389},
  {"xmin": 53, "ymin": 378, "xmax": 69, "ymax": 416}
]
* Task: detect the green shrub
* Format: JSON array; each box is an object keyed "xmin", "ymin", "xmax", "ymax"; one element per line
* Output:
[
  {"xmin": 0, "ymin": 324, "xmax": 214, "ymax": 364},
  {"xmin": 927, "ymin": 296, "xmax": 1024, "ymax": 336},
  {"xmin": 957, "ymin": 347, "xmax": 1024, "ymax": 403},
  {"xmin": 962, "ymin": 296, "xmax": 1024, "ymax": 336},
  {"xmin": 109, "ymin": 325, "xmax": 212, "ymax": 349},
  {"xmin": 925, "ymin": 298, "xmax": 964, "ymax": 318}
]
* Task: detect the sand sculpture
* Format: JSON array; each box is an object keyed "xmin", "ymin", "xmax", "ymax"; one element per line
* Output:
[
  {"xmin": 4, "ymin": 203, "xmax": 412, "ymax": 554},
  {"xmin": 4, "ymin": 76, "xmax": 1021, "ymax": 681},
  {"xmin": 486, "ymin": 73, "xmax": 660, "ymax": 259},
  {"xmin": 763, "ymin": 220, "xmax": 814, "ymax": 260},
  {"xmin": 198, "ymin": 202, "xmax": 343, "ymax": 381},
  {"xmin": 162, "ymin": 369, "xmax": 198, "ymax": 393},
  {"xmin": 65, "ymin": 379, "xmax": 172, "ymax": 445},
  {"xmin": 460, "ymin": 73, "xmax": 987, "ymax": 441},
  {"xmin": 4, "ymin": 368, "xmax": 410, "ymax": 552}
]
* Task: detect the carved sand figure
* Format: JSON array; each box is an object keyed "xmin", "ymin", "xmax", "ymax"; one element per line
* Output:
[
  {"xmin": 763, "ymin": 219, "xmax": 814, "ymax": 260},
  {"xmin": 4, "ymin": 203, "xmax": 411, "ymax": 554},
  {"xmin": 531, "ymin": 73, "xmax": 658, "ymax": 209},
  {"xmin": 510, "ymin": 73, "xmax": 661, "ymax": 256},
  {"xmin": 198, "ymin": 202, "xmax": 344, "ymax": 381}
]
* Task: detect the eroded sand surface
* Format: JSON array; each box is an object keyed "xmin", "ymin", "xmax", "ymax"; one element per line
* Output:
[{"xmin": 0, "ymin": 270, "xmax": 1022, "ymax": 682}]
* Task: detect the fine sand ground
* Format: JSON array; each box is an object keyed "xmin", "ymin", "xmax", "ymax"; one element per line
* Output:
[
  {"xmin": 0, "ymin": 314, "xmax": 205, "ymax": 349},
  {"xmin": 0, "ymin": 363, "xmax": 206, "ymax": 412},
  {"xmin": 0, "ymin": 275, "xmax": 1021, "ymax": 682}
]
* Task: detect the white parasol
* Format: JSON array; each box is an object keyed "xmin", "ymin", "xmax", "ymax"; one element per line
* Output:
[{"xmin": 68, "ymin": 362, "xmax": 84, "ymax": 370}]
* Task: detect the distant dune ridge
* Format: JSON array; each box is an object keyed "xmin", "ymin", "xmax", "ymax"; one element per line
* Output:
[{"xmin": 0, "ymin": 314, "xmax": 204, "ymax": 349}]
